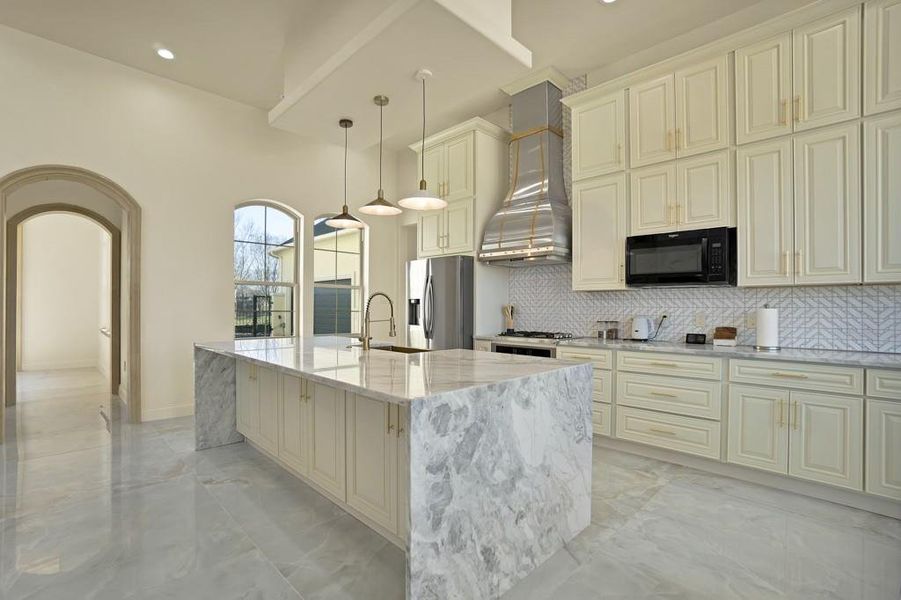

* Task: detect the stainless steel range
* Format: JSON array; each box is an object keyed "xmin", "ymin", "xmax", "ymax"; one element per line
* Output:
[{"xmin": 491, "ymin": 331, "xmax": 573, "ymax": 357}]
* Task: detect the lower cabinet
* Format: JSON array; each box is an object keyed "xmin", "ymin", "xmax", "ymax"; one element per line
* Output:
[
  {"xmin": 236, "ymin": 360, "xmax": 278, "ymax": 454},
  {"xmin": 615, "ymin": 405, "xmax": 722, "ymax": 459},
  {"xmin": 308, "ymin": 382, "xmax": 347, "ymax": 501},
  {"xmin": 866, "ymin": 399, "xmax": 901, "ymax": 500},
  {"xmin": 727, "ymin": 385, "xmax": 864, "ymax": 491},
  {"xmin": 279, "ymin": 373, "xmax": 310, "ymax": 475},
  {"xmin": 345, "ymin": 393, "xmax": 398, "ymax": 533},
  {"xmin": 256, "ymin": 366, "xmax": 280, "ymax": 455},
  {"xmin": 592, "ymin": 402, "xmax": 612, "ymax": 436}
]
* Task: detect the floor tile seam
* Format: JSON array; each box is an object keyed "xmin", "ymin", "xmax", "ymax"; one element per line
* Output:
[{"xmin": 190, "ymin": 469, "xmax": 310, "ymax": 600}]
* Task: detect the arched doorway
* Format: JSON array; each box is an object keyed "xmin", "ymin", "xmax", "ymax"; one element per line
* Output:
[{"xmin": 1, "ymin": 166, "xmax": 142, "ymax": 438}]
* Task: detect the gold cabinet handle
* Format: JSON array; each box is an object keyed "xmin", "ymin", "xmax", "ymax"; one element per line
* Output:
[
  {"xmin": 616, "ymin": 143, "xmax": 623, "ymax": 164},
  {"xmin": 666, "ymin": 130, "xmax": 673, "ymax": 152},
  {"xmin": 782, "ymin": 251, "xmax": 789, "ymax": 276},
  {"xmin": 650, "ymin": 391, "xmax": 678, "ymax": 398},
  {"xmin": 677, "ymin": 203, "xmax": 683, "ymax": 224},
  {"xmin": 649, "ymin": 427, "xmax": 677, "ymax": 436},
  {"xmin": 773, "ymin": 371, "xmax": 809, "ymax": 379},
  {"xmin": 387, "ymin": 405, "xmax": 395, "ymax": 434},
  {"xmin": 619, "ymin": 263, "xmax": 625, "ymax": 282},
  {"xmin": 792, "ymin": 400, "xmax": 799, "ymax": 430},
  {"xmin": 780, "ymin": 99, "xmax": 788, "ymax": 126},
  {"xmin": 651, "ymin": 361, "xmax": 678, "ymax": 367},
  {"xmin": 794, "ymin": 250, "xmax": 801, "ymax": 274},
  {"xmin": 793, "ymin": 96, "xmax": 801, "ymax": 123},
  {"xmin": 778, "ymin": 398, "xmax": 784, "ymax": 428},
  {"xmin": 676, "ymin": 128, "xmax": 682, "ymax": 151}
]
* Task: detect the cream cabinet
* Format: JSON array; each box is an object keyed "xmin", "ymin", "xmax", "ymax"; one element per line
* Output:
[
  {"xmin": 866, "ymin": 398, "xmax": 901, "ymax": 500},
  {"xmin": 417, "ymin": 211, "xmax": 444, "ymax": 257},
  {"xmin": 419, "ymin": 133, "xmax": 473, "ymax": 202},
  {"xmin": 308, "ymin": 381, "xmax": 346, "ymax": 501},
  {"xmin": 674, "ymin": 56, "xmax": 731, "ymax": 157},
  {"xmin": 630, "ymin": 151, "xmax": 732, "ymax": 235},
  {"xmin": 236, "ymin": 360, "xmax": 258, "ymax": 439},
  {"xmin": 416, "ymin": 198, "xmax": 474, "ymax": 257},
  {"xmin": 727, "ymin": 385, "xmax": 790, "ymax": 474},
  {"xmin": 793, "ymin": 122, "xmax": 861, "ymax": 285},
  {"xmin": 736, "ymin": 137, "xmax": 794, "ymax": 286},
  {"xmin": 789, "ymin": 391, "xmax": 863, "ymax": 491},
  {"xmin": 345, "ymin": 393, "xmax": 398, "ymax": 533},
  {"xmin": 792, "ymin": 7, "xmax": 861, "ymax": 131},
  {"xmin": 629, "ymin": 56, "xmax": 729, "ymax": 168},
  {"xmin": 629, "ymin": 74, "xmax": 676, "ymax": 168},
  {"xmin": 571, "ymin": 173, "xmax": 627, "ymax": 290},
  {"xmin": 735, "ymin": 33, "xmax": 793, "ymax": 144},
  {"xmin": 256, "ymin": 365, "xmax": 280, "ymax": 455},
  {"xmin": 571, "ymin": 90, "xmax": 626, "ymax": 179},
  {"xmin": 726, "ymin": 384, "xmax": 863, "ymax": 491},
  {"xmin": 396, "ymin": 405, "xmax": 410, "ymax": 539},
  {"xmin": 864, "ymin": 112, "xmax": 901, "ymax": 283},
  {"xmin": 473, "ymin": 339, "xmax": 492, "ymax": 352},
  {"xmin": 864, "ymin": 0, "xmax": 901, "ymax": 115},
  {"xmin": 557, "ymin": 346, "xmax": 614, "ymax": 437},
  {"xmin": 279, "ymin": 373, "xmax": 310, "ymax": 475}
]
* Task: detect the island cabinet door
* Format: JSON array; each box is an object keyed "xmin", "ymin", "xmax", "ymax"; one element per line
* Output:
[
  {"xmin": 308, "ymin": 382, "xmax": 347, "ymax": 501},
  {"xmin": 279, "ymin": 373, "xmax": 309, "ymax": 476},
  {"xmin": 345, "ymin": 394, "xmax": 398, "ymax": 534},
  {"xmin": 788, "ymin": 391, "xmax": 863, "ymax": 491},
  {"xmin": 255, "ymin": 366, "xmax": 280, "ymax": 455},
  {"xmin": 396, "ymin": 405, "xmax": 410, "ymax": 542},
  {"xmin": 236, "ymin": 360, "xmax": 259, "ymax": 441}
]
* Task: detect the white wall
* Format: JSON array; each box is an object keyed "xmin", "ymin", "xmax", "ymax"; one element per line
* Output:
[
  {"xmin": 20, "ymin": 213, "xmax": 107, "ymax": 371},
  {"xmin": 0, "ymin": 24, "xmax": 400, "ymax": 421}
]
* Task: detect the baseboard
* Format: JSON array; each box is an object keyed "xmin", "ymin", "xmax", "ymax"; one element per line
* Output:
[
  {"xmin": 21, "ymin": 358, "xmax": 100, "ymax": 371},
  {"xmin": 141, "ymin": 402, "xmax": 194, "ymax": 422},
  {"xmin": 595, "ymin": 436, "xmax": 901, "ymax": 520}
]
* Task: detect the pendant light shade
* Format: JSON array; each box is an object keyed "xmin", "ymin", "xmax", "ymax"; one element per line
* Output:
[
  {"xmin": 360, "ymin": 95, "xmax": 402, "ymax": 216},
  {"xmin": 399, "ymin": 69, "xmax": 447, "ymax": 211},
  {"xmin": 325, "ymin": 119, "xmax": 366, "ymax": 230}
]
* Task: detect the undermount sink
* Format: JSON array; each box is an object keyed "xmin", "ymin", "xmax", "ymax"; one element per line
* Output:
[{"xmin": 371, "ymin": 345, "xmax": 429, "ymax": 354}]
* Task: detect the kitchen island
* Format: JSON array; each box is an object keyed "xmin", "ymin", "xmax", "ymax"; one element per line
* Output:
[{"xmin": 193, "ymin": 336, "xmax": 593, "ymax": 599}]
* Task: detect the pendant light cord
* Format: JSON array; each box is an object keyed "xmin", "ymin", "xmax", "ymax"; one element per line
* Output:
[
  {"xmin": 378, "ymin": 102, "xmax": 383, "ymax": 190},
  {"xmin": 343, "ymin": 125, "xmax": 348, "ymax": 209},
  {"xmin": 420, "ymin": 77, "xmax": 426, "ymax": 179}
]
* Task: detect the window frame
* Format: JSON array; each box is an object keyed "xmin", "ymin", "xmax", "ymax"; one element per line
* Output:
[
  {"xmin": 233, "ymin": 201, "xmax": 302, "ymax": 340},
  {"xmin": 311, "ymin": 214, "xmax": 368, "ymax": 337}
]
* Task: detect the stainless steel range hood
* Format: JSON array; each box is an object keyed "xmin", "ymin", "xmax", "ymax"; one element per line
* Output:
[{"xmin": 479, "ymin": 80, "xmax": 571, "ymax": 267}]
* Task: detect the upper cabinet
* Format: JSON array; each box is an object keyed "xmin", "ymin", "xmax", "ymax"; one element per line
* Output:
[
  {"xmin": 735, "ymin": 8, "xmax": 861, "ymax": 144},
  {"xmin": 735, "ymin": 33, "xmax": 794, "ymax": 144},
  {"xmin": 793, "ymin": 8, "xmax": 861, "ymax": 131},
  {"xmin": 411, "ymin": 118, "xmax": 508, "ymax": 259},
  {"xmin": 864, "ymin": 0, "xmax": 901, "ymax": 115},
  {"xmin": 864, "ymin": 111, "xmax": 901, "ymax": 282},
  {"xmin": 571, "ymin": 90, "xmax": 626, "ymax": 180},
  {"xmin": 629, "ymin": 57, "xmax": 729, "ymax": 168},
  {"xmin": 572, "ymin": 173, "xmax": 628, "ymax": 290}
]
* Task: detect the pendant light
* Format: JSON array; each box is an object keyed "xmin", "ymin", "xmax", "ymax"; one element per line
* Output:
[
  {"xmin": 398, "ymin": 69, "xmax": 446, "ymax": 211},
  {"xmin": 360, "ymin": 95, "xmax": 402, "ymax": 216},
  {"xmin": 325, "ymin": 119, "xmax": 366, "ymax": 230}
]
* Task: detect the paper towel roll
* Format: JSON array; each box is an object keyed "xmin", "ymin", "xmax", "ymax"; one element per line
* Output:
[{"xmin": 756, "ymin": 307, "xmax": 779, "ymax": 349}]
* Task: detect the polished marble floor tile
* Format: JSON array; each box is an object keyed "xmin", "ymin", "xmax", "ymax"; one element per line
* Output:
[{"xmin": 1, "ymin": 369, "xmax": 899, "ymax": 600}]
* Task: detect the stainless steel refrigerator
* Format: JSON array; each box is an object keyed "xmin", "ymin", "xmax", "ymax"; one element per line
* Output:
[{"xmin": 406, "ymin": 255, "xmax": 473, "ymax": 350}]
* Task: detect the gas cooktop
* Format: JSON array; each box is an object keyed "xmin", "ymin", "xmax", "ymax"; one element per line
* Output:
[{"xmin": 498, "ymin": 331, "xmax": 574, "ymax": 340}]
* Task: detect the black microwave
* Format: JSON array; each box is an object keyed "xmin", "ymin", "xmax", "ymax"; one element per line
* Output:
[{"xmin": 625, "ymin": 227, "xmax": 736, "ymax": 287}]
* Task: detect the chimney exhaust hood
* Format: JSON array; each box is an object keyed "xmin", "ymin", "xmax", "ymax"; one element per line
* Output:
[{"xmin": 478, "ymin": 80, "xmax": 571, "ymax": 267}]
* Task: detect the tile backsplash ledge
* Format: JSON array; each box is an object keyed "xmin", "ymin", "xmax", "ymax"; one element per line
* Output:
[{"xmin": 507, "ymin": 265, "xmax": 901, "ymax": 354}]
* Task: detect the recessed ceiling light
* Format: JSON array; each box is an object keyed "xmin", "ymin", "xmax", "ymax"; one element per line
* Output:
[
  {"xmin": 600, "ymin": 0, "xmax": 616, "ymax": 3},
  {"xmin": 156, "ymin": 48, "xmax": 175, "ymax": 60}
]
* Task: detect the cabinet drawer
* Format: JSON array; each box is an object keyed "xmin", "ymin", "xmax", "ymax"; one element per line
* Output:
[
  {"xmin": 729, "ymin": 360, "xmax": 863, "ymax": 395},
  {"xmin": 473, "ymin": 340, "xmax": 492, "ymax": 352},
  {"xmin": 616, "ymin": 372, "xmax": 722, "ymax": 420},
  {"xmin": 593, "ymin": 370, "xmax": 613, "ymax": 404},
  {"xmin": 557, "ymin": 347, "xmax": 613, "ymax": 370},
  {"xmin": 615, "ymin": 406, "xmax": 722, "ymax": 459},
  {"xmin": 867, "ymin": 370, "xmax": 901, "ymax": 400},
  {"xmin": 617, "ymin": 351, "xmax": 723, "ymax": 380},
  {"xmin": 592, "ymin": 403, "xmax": 612, "ymax": 436}
]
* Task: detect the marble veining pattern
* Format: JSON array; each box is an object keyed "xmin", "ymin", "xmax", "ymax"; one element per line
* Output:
[
  {"xmin": 2, "ymin": 370, "xmax": 900, "ymax": 599},
  {"xmin": 196, "ymin": 336, "xmax": 584, "ymax": 405},
  {"xmin": 194, "ymin": 347, "xmax": 242, "ymax": 450},
  {"xmin": 476, "ymin": 336, "xmax": 901, "ymax": 369},
  {"xmin": 408, "ymin": 364, "xmax": 594, "ymax": 599}
]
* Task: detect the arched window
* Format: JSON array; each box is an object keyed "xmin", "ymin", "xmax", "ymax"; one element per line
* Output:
[
  {"xmin": 234, "ymin": 203, "xmax": 299, "ymax": 338},
  {"xmin": 312, "ymin": 216, "xmax": 365, "ymax": 336}
]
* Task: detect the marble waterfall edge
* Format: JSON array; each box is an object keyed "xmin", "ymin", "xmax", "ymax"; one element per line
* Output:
[
  {"xmin": 194, "ymin": 347, "xmax": 242, "ymax": 450},
  {"xmin": 407, "ymin": 362, "xmax": 594, "ymax": 599}
]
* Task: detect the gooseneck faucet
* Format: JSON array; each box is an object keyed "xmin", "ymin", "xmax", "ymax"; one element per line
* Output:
[{"xmin": 359, "ymin": 292, "xmax": 397, "ymax": 351}]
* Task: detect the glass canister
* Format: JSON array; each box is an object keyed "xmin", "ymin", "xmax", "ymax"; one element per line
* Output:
[{"xmin": 596, "ymin": 320, "xmax": 620, "ymax": 340}]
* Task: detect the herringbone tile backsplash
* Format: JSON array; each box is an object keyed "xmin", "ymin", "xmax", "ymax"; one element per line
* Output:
[{"xmin": 508, "ymin": 265, "xmax": 901, "ymax": 353}]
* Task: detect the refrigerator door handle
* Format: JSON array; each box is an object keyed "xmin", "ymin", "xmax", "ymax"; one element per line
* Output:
[{"xmin": 425, "ymin": 275, "xmax": 435, "ymax": 339}]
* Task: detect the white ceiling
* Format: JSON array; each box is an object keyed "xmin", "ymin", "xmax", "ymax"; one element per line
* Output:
[{"xmin": 0, "ymin": 0, "xmax": 813, "ymax": 144}]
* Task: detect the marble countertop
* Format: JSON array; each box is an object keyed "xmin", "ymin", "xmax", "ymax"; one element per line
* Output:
[
  {"xmin": 196, "ymin": 336, "xmax": 587, "ymax": 405},
  {"xmin": 474, "ymin": 335, "xmax": 901, "ymax": 369}
]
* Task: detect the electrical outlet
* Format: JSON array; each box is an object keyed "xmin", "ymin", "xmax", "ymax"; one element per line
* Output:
[
  {"xmin": 746, "ymin": 313, "xmax": 757, "ymax": 328},
  {"xmin": 694, "ymin": 313, "xmax": 706, "ymax": 328}
]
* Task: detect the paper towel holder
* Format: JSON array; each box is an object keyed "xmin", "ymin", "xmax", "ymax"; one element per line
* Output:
[{"xmin": 753, "ymin": 303, "xmax": 781, "ymax": 352}]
